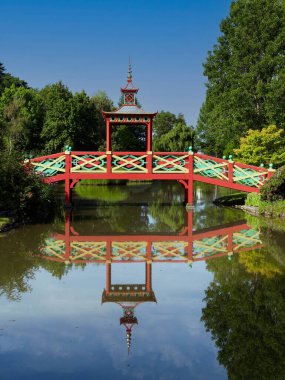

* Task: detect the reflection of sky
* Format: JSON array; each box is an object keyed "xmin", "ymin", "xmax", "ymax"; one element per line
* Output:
[{"xmin": 0, "ymin": 263, "xmax": 226, "ymax": 380}]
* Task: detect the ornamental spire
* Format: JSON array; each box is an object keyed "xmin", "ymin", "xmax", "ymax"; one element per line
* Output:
[{"xmin": 127, "ymin": 57, "xmax": 132, "ymax": 83}]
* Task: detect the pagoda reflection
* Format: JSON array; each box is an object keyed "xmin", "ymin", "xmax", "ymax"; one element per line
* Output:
[{"xmin": 39, "ymin": 211, "xmax": 263, "ymax": 353}]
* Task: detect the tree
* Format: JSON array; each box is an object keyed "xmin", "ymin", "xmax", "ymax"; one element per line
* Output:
[
  {"xmin": 0, "ymin": 85, "xmax": 44, "ymax": 154},
  {"xmin": 40, "ymin": 82, "xmax": 74, "ymax": 153},
  {"xmin": 196, "ymin": 0, "xmax": 285, "ymax": 156},
  {"xmin": 70, "ymin": 91, "xmax": 98, "ymax": 151},
  {"xmin": 234, "ymin": 125, "xmax": 285, "ymax": 166},
  {"xmin": 91, "ymin": 91, "xmax": 114, "ymax": 150},
  {"xmin": 111, "ymin": 124, "xmax": 146, "ymax": 151},
  {"xmin": 153, "ymin": 122, "xmax": 195, "ymax": 152},
  {"xmin": 0, "ymin": 61, "xmax": 27, "ymax": 95},
  {"xmin": 153, "ymin": 111, "xmax": 185, "ymax": 139}
]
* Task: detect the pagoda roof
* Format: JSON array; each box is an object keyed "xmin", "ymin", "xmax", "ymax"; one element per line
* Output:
[
  {"xmin": 103, "ymin": 104, "xmax": 157, "ymax": 117},
  {"xmin": 121, "ymin": 81, "xmax": 138, "ymax": 93}
]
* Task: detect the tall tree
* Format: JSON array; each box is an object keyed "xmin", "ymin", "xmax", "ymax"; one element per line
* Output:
[
  {"xmin": 91, "ymin": 91, "xmax": 114, "ymax": 150},
  {"xmin": 153, "ymin": 111, "xmax": 185, "ymax": 139},
  {"xmin": 0, "ymin": 85, "xmax": 44, "ymax": 154},
  {"xmin": 196, "ymin": 0, "xmax": 285, "ymax": 156},
  {"xmin": 40, "ymin": 82, "xmax": 75, "ymax": 153},
  {"xmin": 153, "ymin": 122, "xmax": 195, "ymax": 152},
  {"xmin": 0, "ymin": 61, "xmax": 27, "ymax": 95}
]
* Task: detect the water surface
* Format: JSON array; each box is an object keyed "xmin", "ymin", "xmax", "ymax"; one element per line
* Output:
[{"xmin": 0, "ymin": 181, "xmax": 285, "ymax": 380}]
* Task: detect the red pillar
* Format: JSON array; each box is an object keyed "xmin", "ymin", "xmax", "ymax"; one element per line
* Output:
[
  {"xmin": 65, "ymin": 152, "xmax": 71, "ymax": 207},
  {"xmin": 106, "ymin": 119, "xmax": 111, "ymax": 152},
  {"xmin": 187, "ymin": 180, "xmax": 194, "ymax": 206},
  {"xmin": 147, "ymin": 121, "xmax": 152, "ymax": 152}
]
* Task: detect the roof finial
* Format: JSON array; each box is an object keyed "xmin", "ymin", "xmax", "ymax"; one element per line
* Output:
[{"xmin": 127, "ymin": 57, "xmax": 132, "ymax": 83}]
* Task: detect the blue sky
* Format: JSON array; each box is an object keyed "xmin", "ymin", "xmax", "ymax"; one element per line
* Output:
[{"xmin": 0, "ymin": 0, "xmax": 231, "ymax": 125}]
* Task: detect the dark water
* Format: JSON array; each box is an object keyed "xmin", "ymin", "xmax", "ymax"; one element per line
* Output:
[{"xmin": 0, "ymin": 181, "xmax": 285, "ymax": 380}]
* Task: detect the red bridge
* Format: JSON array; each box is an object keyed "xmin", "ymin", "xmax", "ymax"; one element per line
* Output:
[{"xmin": 27, "ymin": 64, "xmax": 274, "ymax": 206}]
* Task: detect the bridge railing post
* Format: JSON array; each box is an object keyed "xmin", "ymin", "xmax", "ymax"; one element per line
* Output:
[
  {"xmin": 64, "ymin": 149, "xmax": 71, "ymax": 207},
  {"xmin": 267, "ymin": 165, "xmax": 275, "ymax": 180},
  {"xmin": 147, "ymin": 151, "xmax": 152, "ymax": 174},
  {"xmin": 228, "ymin": 156, "xmax": 234, "ymax": 184},
  {"xmin": 106, "ymin": 151, "xmax": 112, "ymax": 173}
]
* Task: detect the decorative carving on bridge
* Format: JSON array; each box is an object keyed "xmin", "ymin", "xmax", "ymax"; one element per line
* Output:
[
  {"xmin": 194, "ymin": 155, "xmax": 229, "ymax": 180},
  {"xmin": 112, "ymin": 154, "xmax": 147, "ymax": 173},
  {"xmin": 233, "ymin": 165, "xmax": 267, "ymax": 187},
  {"xmin": 152, "ymin": 154, "xmax": 189, "ymax": 173},
  {"xmin": 31, "ymin": 155, "xmax": 66, "ymax": 177},
  {"xmin": 71, "ymin": 154, "xmax": 107, "ymax": 173}
]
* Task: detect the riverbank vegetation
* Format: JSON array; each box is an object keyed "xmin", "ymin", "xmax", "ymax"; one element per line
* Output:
[{"xmin": 0, "ymin": 152, "xmax": 55, "ymax": 224}]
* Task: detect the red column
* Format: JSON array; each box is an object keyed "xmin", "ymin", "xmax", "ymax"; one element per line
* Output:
[
  {"xmin": 187, "ymin": 152, "xmax": 194, "ymax": 206},
  {"xmin": 147, "ymin": 121, "xmax": 152, "ymax": 152},
  {"xmin": 65, "ymin": 152, "xmax": 71, "ymax": 206},
  {"xmin": 106, "ymin": 119, "xmax": 111, "ymax": 152},
  {"xmin": 187, "ymin": 180, "xmax": 194, "ymax": 205}
]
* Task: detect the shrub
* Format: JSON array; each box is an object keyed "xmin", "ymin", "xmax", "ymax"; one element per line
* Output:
[
  {"xmin": 245, "ymin": 193, "xmax": 261, "ymax": 207},
  {"xmin": 0, "ymin": 152, "xmax": 55, "ymax": 221},
  {"xmin": 260, "ymin": 165, "xmax": 285, "ymax": 201}
]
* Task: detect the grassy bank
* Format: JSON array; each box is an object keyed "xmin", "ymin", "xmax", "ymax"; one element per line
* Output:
[{"xmin": 245, "ymin": 193, "xmax": 285, "ymax": 218}]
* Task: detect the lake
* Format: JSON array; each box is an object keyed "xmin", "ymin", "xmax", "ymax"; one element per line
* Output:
[{"xmin": 0, "ymin": 181, "xmax": 284, "ymax": 380}]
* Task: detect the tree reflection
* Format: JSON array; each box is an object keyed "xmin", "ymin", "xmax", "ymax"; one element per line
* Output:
[{"xmin": 202, "ymin": 252, "xmax": 285, "ymax": 380}]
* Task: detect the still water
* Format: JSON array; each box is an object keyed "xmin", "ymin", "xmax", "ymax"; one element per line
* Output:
[{"xmin": 0, "ymin": 181, "xmax": 285, "ymax": 380}]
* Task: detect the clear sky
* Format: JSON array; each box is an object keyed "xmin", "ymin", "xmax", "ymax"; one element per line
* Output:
[{"xmin": 0, "ymin": 0, "xmax": 231, "ymax": 126}]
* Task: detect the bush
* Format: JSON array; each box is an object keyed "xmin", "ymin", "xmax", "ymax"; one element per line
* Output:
[
  {"xmin": 0, "ymin": 152, "xmax": 55, "ymax": 221},
  {"xmin": 245, "ymin": 193, "xmax": 261, "ymax": 207},
  {"xmin": 261, "ymin": 165, "xmax": 285, "ymax": 201}
]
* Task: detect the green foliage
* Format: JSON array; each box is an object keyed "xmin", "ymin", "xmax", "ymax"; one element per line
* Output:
[
  {"xmin": 111, "ymin": 124, "xmax": 146, "ymax": 151},
  {"xmin": 0, "ymin": 152, "xmax": 55, "ymax": 220},
  {"xmin": 91, "ymin": 91, "xmax": 114, "ymax": 150},
  {"xmin": 261, "ymin": 165, "xmax": 285, "ymax": 201},
  {"xmin": 234, "ymin": 125, "xmax": 285, "ymax": 166},
  {"xmin": 0, "ymin": 85, "xmax": 45, "ymax": 154},
  {"xmin": 153, "ymin": 111, "xmax": 185, "ymax": 139},
  {"xmin": 0, "ymin": 62, "xmax": 27, "ymax": 96},
  {"xmin": 196, "ymin": 0, "xmax": 285, "ymax": 156},
  {"xmin": 245, "ymin": 192, "xmax": 261, "ymax": 207},
  {"xmin": 153, "ymin": 123, "xmax": 195, "ymax": 152}
]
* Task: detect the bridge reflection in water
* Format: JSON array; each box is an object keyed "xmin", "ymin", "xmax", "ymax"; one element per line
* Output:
[{"xmin": 39, "ymin": 211, "xmax": 262, "ymax": 353}]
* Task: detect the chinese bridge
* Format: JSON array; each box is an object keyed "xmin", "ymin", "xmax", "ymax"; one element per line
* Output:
[
  {"xmin": 28, "ymin": 64, "xmax": 274, "ymax": 206},
  {"xmin": 39, "ymin": 211, "xmax": 262, "ymax": 353}
]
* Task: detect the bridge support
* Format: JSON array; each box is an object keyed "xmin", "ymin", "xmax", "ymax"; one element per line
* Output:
[
  {"xmin": 65, "ymin": 179, "xmax": 72, "ymax": 208},
  {"xmin": 178, "ymin": 179, "xmax": 194, "ymax": 209}
]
